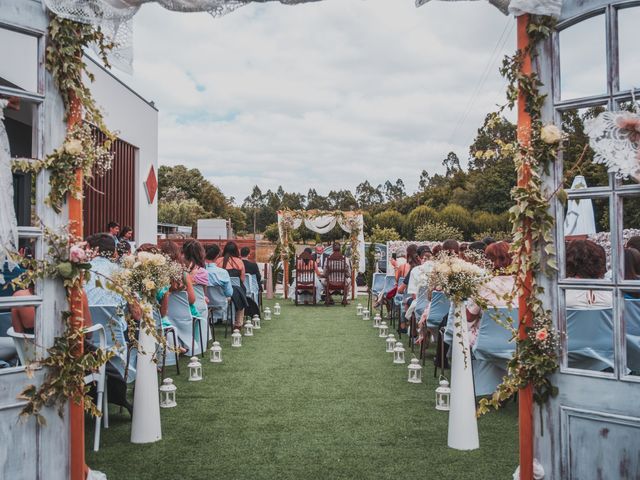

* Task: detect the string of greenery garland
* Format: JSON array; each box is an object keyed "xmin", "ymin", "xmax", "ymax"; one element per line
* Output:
[{"xmin": 477, "ymin": 15, "xmax": 560, "ymax": 415}]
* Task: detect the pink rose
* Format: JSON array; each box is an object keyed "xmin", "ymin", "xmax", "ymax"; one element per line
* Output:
[
  {"xmin": 69, "ymin": 244, "xmax": 87, "ymax": 263},
  {"xmin": 535, "ymin": 328, "xmax": 548, "ymax": 341}
]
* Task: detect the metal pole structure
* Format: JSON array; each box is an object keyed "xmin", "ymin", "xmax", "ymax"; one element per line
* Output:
[
  {"xmin": 67, "ymin": 93, "xmax": 86, "ymax": 480},
  {"xmin": 516, "ymin": 13, "xmax": 534, "ymax": 480}
]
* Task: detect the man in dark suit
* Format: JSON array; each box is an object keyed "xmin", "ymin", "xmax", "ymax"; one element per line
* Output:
[{"xmin": 240, "ymin": 247, "xmax": 262, "ymax": 292}]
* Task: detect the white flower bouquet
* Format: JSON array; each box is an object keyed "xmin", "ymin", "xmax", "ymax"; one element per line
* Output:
[
  {"xmin": 429, "ymin": 253, "xmax": 489, "ymax": 303},
  {"xmin": 116, "ymin": 252, "xmax": 183, "ymax": 304}
]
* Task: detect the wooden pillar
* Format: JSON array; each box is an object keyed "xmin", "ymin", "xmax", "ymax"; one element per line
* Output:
[
  {"xmin": 67, "ymin": 92, "xmax": 86, "ymax": 480},
  {"xmin": 516, "ymin": 14, "xmax": 535, "ymax": 480}
]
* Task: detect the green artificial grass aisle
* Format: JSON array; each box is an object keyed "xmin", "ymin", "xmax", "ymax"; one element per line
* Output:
[{"xmin": 87, "ymin": 300, "xmax": 518, "ymax": 480}]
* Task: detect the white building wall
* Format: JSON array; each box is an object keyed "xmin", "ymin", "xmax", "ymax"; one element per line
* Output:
[{"xmin": 85, "ymin": 59, "xmax": 159, "ymax": 245}]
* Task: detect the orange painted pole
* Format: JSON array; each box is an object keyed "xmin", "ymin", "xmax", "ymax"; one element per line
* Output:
[
  {"xmin": 516, "ymin": 14, "xmax": 534, "ymax": 480},
  {"xmin": 67, "ymin": 92, "xmax": 86, "ymax": 478}
]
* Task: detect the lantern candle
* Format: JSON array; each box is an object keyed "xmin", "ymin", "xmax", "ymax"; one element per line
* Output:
[
  {"xmin": 231, "ymin": 329, "xmax": 242, "ymax": 348},
  {"xmin": 210, "ymin": 341, "xmax": 222, "ymax": 363},
  {"xmin": 252, "ymin": 314, "xmax": 261, "ymax": 330},
  {"xmin": 188, "ymin": 356, "xmax": 203, "ymax": 381},
  {"xmin": 378, "ymin": 321, "xmax": 389, "ymax": 337},
  {"xmin": 386, "ymin": 334, "xmax": 396, "ymax": 353},
  {"xmin": 435, "ymin": 376, "xmax": 451, "ymax": 411},
  {"xmin": 159, "ymin": 378, "xmax": 177, "ymax": 408},
  {"xmin": 393, "ymin": 342, "xmax": 406, "ymax": 364},
  {"xmin": 407, "ymin": 358, "xmax": 422, "ymax": 384}
]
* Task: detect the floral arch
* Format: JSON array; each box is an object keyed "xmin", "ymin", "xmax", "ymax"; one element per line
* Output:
[{"xmin": 277, "ymin": 210, "xmax": 364, "ymax": 298}]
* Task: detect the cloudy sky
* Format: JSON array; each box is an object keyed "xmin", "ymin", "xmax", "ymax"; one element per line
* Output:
[{"xmin": 116, "ymin": 0, "xmax": 516, "ymax": 204}]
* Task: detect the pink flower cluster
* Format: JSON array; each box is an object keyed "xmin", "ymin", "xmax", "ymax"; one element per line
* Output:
[{"xmin": 69, "ymin": 242, "xmax": 88, "ymax": 263}]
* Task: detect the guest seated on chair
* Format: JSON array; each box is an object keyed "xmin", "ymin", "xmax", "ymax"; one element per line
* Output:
[
  {"xmin": 204, "ymin": 244, "xmax": 233, "ymax": 298},
  {"xmin": 565, "ymin": 239, "xmax": 612, "ymax": 308},
  {"xmin": 215, "ymin": 242, "xmax": 249, "ymax": 329},
  {"xmin": 241, "ymin": 246, "xmax": 263, "ymax": 292},
  {"xmin": 466, "ymin": 241, "xmax": 516, "ymax": 347}
]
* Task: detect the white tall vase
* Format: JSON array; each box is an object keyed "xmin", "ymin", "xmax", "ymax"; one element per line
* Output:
[
  {"xmin": 131, "ymin": 328, "xmax": 162, "ymax": 443},
  {"xmin": 447, "ymin": 301, "xmax": 479, "ymax": 451}
]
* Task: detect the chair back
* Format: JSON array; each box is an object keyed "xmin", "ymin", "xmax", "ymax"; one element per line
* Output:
[
  {"xmin": 207, "ymin": 285, "xmax": 229, "ymax": 321},
  {"xmin": 567, "ymin": 308, "xmax": 614, "ymax": 371},
  {"xmin": 167, "ymin": 290, "xmax": 193, "ymax": 322},
  {"xmin": 6, "ymin": 327, "xmax": 36, "ymax": 366},
  {"xmin": 472, "ymin": 307, "xmax": 519, "ymax": 362},
  {"xmin": 624, "ymin": 298, "xmax": 640, "ymax": 371},
  {"xmin": 89, "ymin": 305, "xmax": 129, "ymax": 378},
  {"xmin": 296, "ymin": 258, "xmax": 316, "ymax": 289},
  {"xmin": 193, "ymin": 284, "xmax": 208, "ymax": 318},
  {"xmin": 371, "ymin": 273, "xmax": 385, "ymax": 294},
  {"xmin": 325, "ymin": 257, "xmax": 347, "ymax": 289},
  {"xmin": 413, "ymin": 287, "xmax": 429, "ymax": 319},
  {"xmin": 382, "ymin": 275, "xmax": 395, "ymax": 295},
  {"xmin": 230, "ymin": 277, "xmax": 242, "ymax": 289},
  {"xmin": 427, "ymin": 290, "xmax": 451, "ymax": 329},
  {"xmin": 245, "ymin": 273, "xmax": 260, "ymax": 302},
  {"xmin": 167, "ymin": 290, "xmax": 204, "ymax": 356}
]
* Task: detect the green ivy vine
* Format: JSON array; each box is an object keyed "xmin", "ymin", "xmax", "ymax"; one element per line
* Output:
[{"xmin": 477, "ymin": 15, "xmax": 561, "ymax": 415}]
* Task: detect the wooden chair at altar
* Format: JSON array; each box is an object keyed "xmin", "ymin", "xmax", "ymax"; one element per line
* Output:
[
  {"xmin": 324, "ymin": 257, "xmax": 348, "ymax": 306},
  {"xmin": 295, "ymin": 256, "xmax": 317, "ymax": 306}
]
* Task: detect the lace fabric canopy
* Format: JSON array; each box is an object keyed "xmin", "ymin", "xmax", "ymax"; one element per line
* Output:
[
  {"xmin": 43, "ymin": 0, "xmax": 564, "ymax": 72},
  {"xmin": 585, "ymin": 110, "xmax": 640, "ymax": 182}
]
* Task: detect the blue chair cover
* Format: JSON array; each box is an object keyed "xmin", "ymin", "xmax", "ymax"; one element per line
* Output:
[
  {"xmin": 471, "ymin": 307, "xmax": 518, "ymax": 397},
  {"xmin": 230, "ymin": 277, "xmax": 241, "ymax": 289},
  {"xmin": 413, "ymin": 287, "xmax": 429, "ymax": 320},
  {"xmin": 88, "ymin": 305, "xmax": 134, "ymax": 381},
  {"xmin": 472, "ymin": 307, "xmax": 519, "ymax": 362},
  {"xmin": 382, "ymin": 275, "xmax": 395, "ymax": 296},
  {"xmin": 371, "ymin": 273, "xmax": 385, "ymax": 295},
  {"xmin": 624, "ymin": 298, "xmax": 640, "ymax": 372},
  {"xmin": 567, "ymin": 308, "xmax": 614, "ymax": 372},
  {"xmin": 427, "ymin": 291, "xmax": 451, "ymax": 329},
  {"xmin": 444, "ymin": 303, "xmax": 455, "ymax": 346},
  {"xmin": 207, "ymin": 285, "xmax": 229, "ymax": 323},
  {"xmin": 193, "ymin": 284, "xmax": 208, "ymax": 320},
  {"xmin": 167, "ymin": 290, "xmax": 204, "ymax": 356},
  {"xmin": 248, "ymin": 274, "xmax": 260, "ymax": 303}
]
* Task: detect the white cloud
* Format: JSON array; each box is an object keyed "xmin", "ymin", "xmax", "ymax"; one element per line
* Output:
[{"xmin": 115, "ymin": 0, "xmax": 516, "ymax": 203}]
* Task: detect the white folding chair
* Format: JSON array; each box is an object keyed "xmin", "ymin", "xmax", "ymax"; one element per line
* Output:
[
  {"xmin": 84, "ymin": 323, "xmax": 109, "ymax": 452},
  {"xmin": 6, "ymin": 327, "xmax": 36, "ymax": 366}
]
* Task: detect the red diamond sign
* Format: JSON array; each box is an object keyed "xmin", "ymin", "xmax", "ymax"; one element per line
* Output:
[{"xmin": 144, "ymin": 165, "xmax": 158, "ymax": 204}]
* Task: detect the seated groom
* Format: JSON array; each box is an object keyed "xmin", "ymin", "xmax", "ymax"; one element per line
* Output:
[{"xmin": 322, "ymin": 241, "xmax": 351, "ymax": 305}]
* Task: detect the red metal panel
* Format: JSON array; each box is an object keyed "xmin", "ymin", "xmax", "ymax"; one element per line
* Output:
[{"xmin": 83, "ymin": 129, "xmax": 137, "ymax": 240}]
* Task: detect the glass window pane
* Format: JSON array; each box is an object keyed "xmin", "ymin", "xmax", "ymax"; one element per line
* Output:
[
  {"xmin": 623, "ymin": 292, "xmax": 640, "ymax": 376},
  {"xmin": 563, "ymin": 289, "xmax": 615, "ymax": 373},
  {"xmin": 0, "ymin": 28, "xmax": 38, "ymax": 93},
  {"xmin": 618, "ymin": 6, "xmax": 640, "ymax": 92},
  {"xmin": 559, "ymin": 15, "xmax": 607, "ymax": 100},
  {"xmin": 623, "ymin": 196, "xmax": 640, "ymax": 281},
  {"xmin": 0, "ymin": 303, "xmax": 39, "ymax": 369},
  {"xmin": 561, "ymin": 106, "xmax": 610, "ymax": 188}
]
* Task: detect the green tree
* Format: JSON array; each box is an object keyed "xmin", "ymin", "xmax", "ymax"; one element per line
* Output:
[
  {"xmin": 373, "ymin": 210, "xmax": 405, "ymax": 237},
  {"xmin": 158, "ymin": 165, "xmax": 228, "ymax": 216},
  {"xmin": 367, "ymin": 225, "xmax": 400, "ymax": 244},
  {"xmin": 407, "ymin": 205, "xmax": 438, "ymax": 236},
  {"xmin": 437, "ymin": 204, "xmax": 474, "ymax": 239},
  {"xmin": 158, "ymin": 198, "xmax": 206, "ymax": 229}
]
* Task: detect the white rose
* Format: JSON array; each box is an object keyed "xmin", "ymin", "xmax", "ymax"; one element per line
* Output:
[
  {"xmin": 541, "ymin": 124, "xmax": 562, "ymax": 144},
  {"xmin": 64, "ymin": 138, "xmax": 83, "ymax": 156},
  {"xmin": 137, "ymin": 252, "xmax": 152, "ymax": 264},
  {"xmin": 150, "ymin": 254, "xmax": 166, "ymax": 266},
  {"xmin": 144, "ymin": 279, "xmax": 156, "ymax": 291}
]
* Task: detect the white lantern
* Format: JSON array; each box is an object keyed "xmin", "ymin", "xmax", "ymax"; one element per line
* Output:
[
  {"xmin": 362, "ymin": 309, "xmax": 370, "ymax": 321},
  {"xmin": 393, "ymin": 341, "xmax": 405, "ymax": 364},
  {"xmin": 386, "ymin": 334, "xmax": 396, "ymax": 353},
  {"xmin": 188, "ymin": 356, "xmax": 203, "ymax": 381},
  {"xmin": 264, "ymin": 308, "xmax": 272, "ymax": 321},
  {"xmin": 209, "ymin": 341, "xmax": 222, "ymax": 363},
  {"xmin": 373, "ymin": 314, "xmax": 382, "ymax": 328},
  {"xmin": 356, "ymin": 303, "xmax": 363, "ymax": 316},
  {"xmin": 231, "ymin": 329, "xmax": 242, "ymax": 348},
  {"xmin": 274, "ymin": 303, "xmax": 281, "ymax": 316},
  {"xmin": 159, "ymin": 378, "xmax": 177, "ymax": 408},
  {"xmin": 244, "ymin": 320, "xmax": 254, "ymax": 337},
  {"xmin": 252, "ymin": 314, "xmax": 261, "ymax": 330},
  {"xmin": 435, "ymin": 376, "xmax": 451, "ymax": 411},
  {"xmin": 378, "ymin": 321, "xmax": 388, "ymax": 337},
  {"xmin": 407, "ymin": 358, "xmax": 422, "ymax": 384}
]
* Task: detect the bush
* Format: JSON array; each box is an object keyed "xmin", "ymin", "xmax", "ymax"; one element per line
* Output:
[
  {"xmin": 477, "ymin": 230, "xmax": 512, "ymax": 242},
  {"xmin": 373, "ymin": 210, "xmax": 406, "ymax": 237},
  {"xmin": 473, "ymin": 211, "xmax": 505, "ymax": 236},
  {"xmin": 367, "ymin": 225, "xmax": 401, "ymax": 244},
  {"xmin": 437, "ymin": 204, "xmax": 474, "ymax": 239},
  {"xmin": 414, "ymin": 222, "xmax": 463, "ymax": 242},
  {"xmin": 407, "ymin": 205, "xmax": 438, "ymax": 236},
  {"xmin": 263, "ymin": 223, "xmax": 280, "ymax": 242}
]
